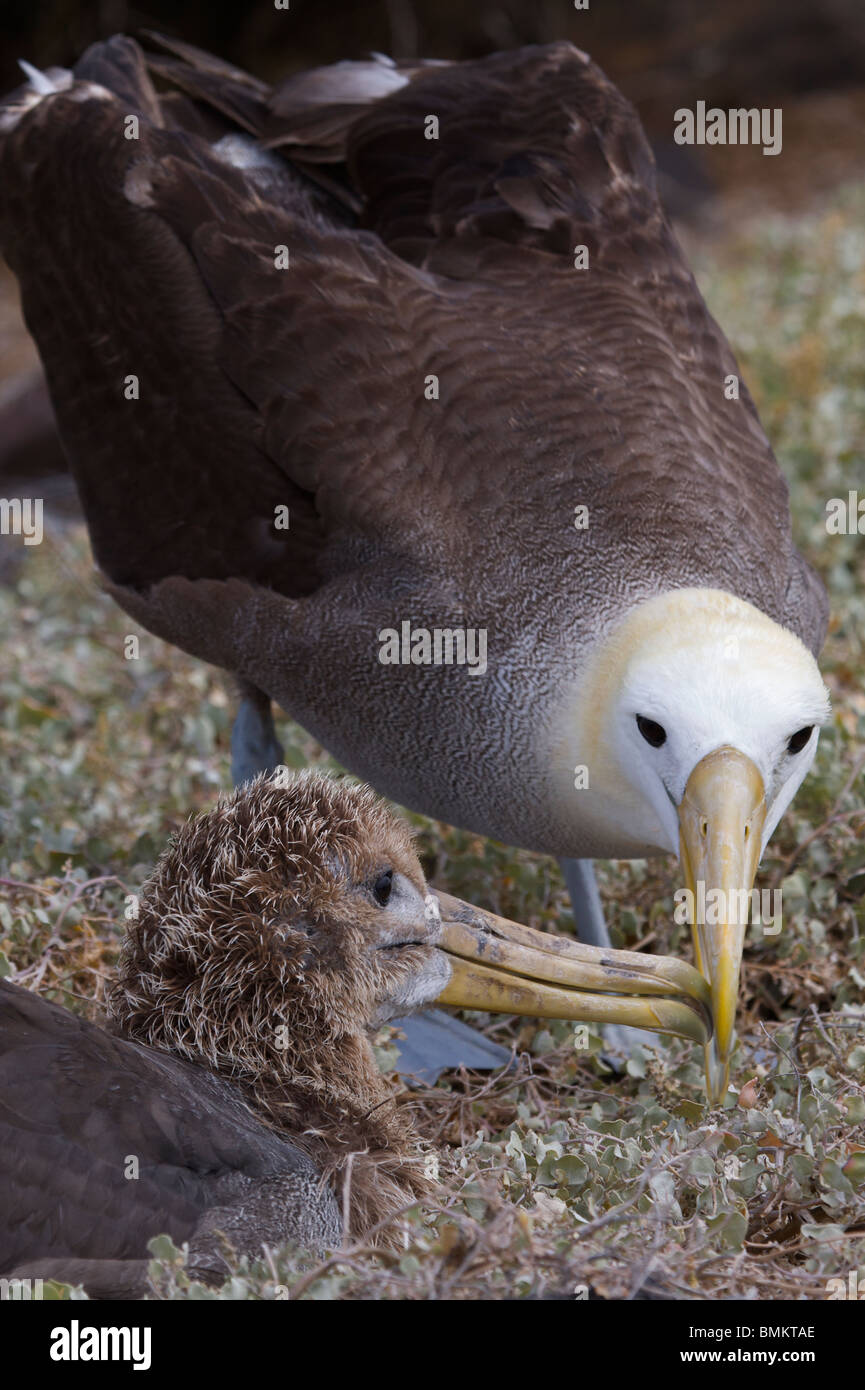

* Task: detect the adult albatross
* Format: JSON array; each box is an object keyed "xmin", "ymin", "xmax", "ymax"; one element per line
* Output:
[{"xmin": 0, "ymin": 35, "xmax": 829, "ymax": 1100}]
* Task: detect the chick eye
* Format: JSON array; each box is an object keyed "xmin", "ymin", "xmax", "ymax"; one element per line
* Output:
[
  {"xmin": 636, "ymin": 715, "xmax": 667, "ymax": 748},
  {"xmin": 787, "ymin": 726, "xmax": 813, "ymax": 756},
  {"xmin": 372, "ymin": 869, "xmax": 394, "ymax": 907}
]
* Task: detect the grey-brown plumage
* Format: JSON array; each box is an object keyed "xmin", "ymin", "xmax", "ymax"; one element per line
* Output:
[
  {"xmin": 0, "ymin": 981, "xmax": 340, "ymax": 1297},
  {"xmin": 0, "ymin": 772, "xmax": 447, "ymax": 1299},
  {"xmin": 0, "ymin": 35, "xmax": 827, "ymax": 861}
]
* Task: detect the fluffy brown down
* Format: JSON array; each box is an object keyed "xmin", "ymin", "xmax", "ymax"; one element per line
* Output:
[{"xmin": 107, "ymin": 771, "xmax": 435, "ymax": 1243}]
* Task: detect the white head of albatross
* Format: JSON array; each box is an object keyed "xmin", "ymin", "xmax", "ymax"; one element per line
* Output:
[{"xmin": 565, "ymin": 587, "xmax": 831, "ymax": 1100}]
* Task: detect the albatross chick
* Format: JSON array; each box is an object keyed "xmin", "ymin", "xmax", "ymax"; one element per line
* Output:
[{"xmin": 0, "ymin": 771, "xmax": 711, "ymax": 1298}]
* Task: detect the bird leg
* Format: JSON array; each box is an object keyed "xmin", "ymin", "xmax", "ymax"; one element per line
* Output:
[
  {"xmin": 559, "ymin": 857, "xmax": 667, "ymax": 1058},
  {"xmin": 230, "ymin": 681, "xmax": 285, "ymax": 786}
]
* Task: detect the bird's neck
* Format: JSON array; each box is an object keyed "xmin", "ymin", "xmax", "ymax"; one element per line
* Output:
[{"xmin": 234, "ymin": 1032, "xmax": 434, "ymax": 1243}]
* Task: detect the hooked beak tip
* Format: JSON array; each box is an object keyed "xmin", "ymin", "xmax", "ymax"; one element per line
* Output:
[{"xmin": 678, "ymin": 746, "xmax": 767, "ymax": 1103}]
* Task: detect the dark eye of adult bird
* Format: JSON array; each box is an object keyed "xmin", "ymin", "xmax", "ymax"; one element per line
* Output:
[
  {"xmin": 372, "ymin": 869, "xmax": 394, "ymax": 906},
  {"xmin": 636, "ymin": 715, "xmax": 667, "ymax": 748},
  {"xmin": 787, "ymin": 726, "xmax": 814, "ymax": 755}
]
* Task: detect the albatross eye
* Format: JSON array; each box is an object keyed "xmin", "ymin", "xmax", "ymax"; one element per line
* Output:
[
  {"xmin": 372, "ymin": 869, "xmax": 394, "ymax": 907},
  {"xmin": 787, "ymin": 726, "xmax": 814, "ymax": 755},
  {"xmin": 636, "ymin": 715, "xmax": 667, "ymax": 748}
]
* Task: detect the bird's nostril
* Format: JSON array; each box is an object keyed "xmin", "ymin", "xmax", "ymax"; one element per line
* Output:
[
  {"xmin": 700, "ymin": 817, "xmax": 708, "ymax": 838},
  {"xmin": 744, "ymin": 822, "xmax": 751, "ymax": 839}
]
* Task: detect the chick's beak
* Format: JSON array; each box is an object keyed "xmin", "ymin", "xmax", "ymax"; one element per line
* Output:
[
  {"xmin": 433, "ymin": 892, "xmax": 713, "ymax": 1045},
  {"xmin": 678, "ymin": 746, "xmax": 767, "ymax": 1104}
]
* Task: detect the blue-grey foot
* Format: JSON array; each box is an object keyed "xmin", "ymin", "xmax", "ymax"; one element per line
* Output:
[
  {"xmin": 560, "ymin": 857, "xmax": 663, "ymax": 1061},
  {"xmin": 390, "ymin": 1009, "xmax": 511, "ymax": 1084},
  {"xmin": 230, "ymin": 689, "xmax": 285, "ymax": 786}
]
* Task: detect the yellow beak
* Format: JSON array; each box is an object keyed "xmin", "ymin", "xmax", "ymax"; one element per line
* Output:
[
  {"xmin": 434, "ymin": 892, "xmax": 712, "ymax": 1046},
  {"xmin": 678, "ymin": 747, "xmax": 766, "ymax": 1104}
]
